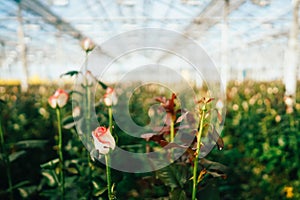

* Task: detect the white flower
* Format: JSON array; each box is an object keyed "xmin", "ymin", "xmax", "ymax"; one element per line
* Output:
[
  {"xmin": 92, "ymin": 126, "xmax": 116, "ymax": 155},
  {"xmin": 48, "ymin": 89, "xmax": 69, "ymax": 109}
]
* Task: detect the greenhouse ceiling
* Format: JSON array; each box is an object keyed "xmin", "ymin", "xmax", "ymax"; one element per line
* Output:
[{"xmin": 0, "ymin": 0, "xmax": 299, "ymax": 80}]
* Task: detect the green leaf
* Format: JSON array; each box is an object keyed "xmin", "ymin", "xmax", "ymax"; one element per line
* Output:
[
  {"xmin": 98, "ymin": 80, "xmax": 108, "ymax": 89},
  {"xmin": 66, "ymin": 167, "xmax": 78, "ymax": 174},
  {"xmin": 15, "ymin": 140, "xmax": 48, "ymax": 149},
  {"xmin": 9, "ymin": 150, "xmax": 26, "ymax": 162},
  {"xmin": 12, "ymin": 180, "xmax": 31, "ymax": 189},
  {"xmin": 199, "ymin": 182, "xmax": 220, "ymax": 200},
  {"xmin": 41, "ymin": 170, "xmax": 58, "ymax": 187},
  {"xmin": 94, "ymin": 186, "xmax": 108, "ymax": 197},
  {"xmin": 200, "ymin": 158, "xmax": 228, "ymax": 173},
  {"xmin": 64, "ymin": 176, "xmax": 77, "ymax": 188},
  {"xmin": 18, "ymin": 185, "xmax": 37, "ymax": 198},
  {"xmin": 60, "ymin": 70, "xmax": 80, "ymax": 77},
  {"xmin": 170, "ymin": 188, "xmax": 187, "ymax": 200},
  {"xmin": 69, "ymin": 90, "xmax": 83, "ymax": 97},
  {"xmin": 0, "ymin": 180, "xmax": 30, "ymax": 195},
  {"xmin": 40, "ymin": 158, "xmax": 59, "ymax": 169},
  {"xmin": 0, "ymin": 99, "xmax": 5, "ymax": 105},
  {"xmin": 200, "ymin": 158, "xmax": 228, "ymax": 179},
  {"xmin": 40, "ymin": 188, "xmax": 60, "ymax": 199},
  {"xmin": 157, "ymin": 164, "xmax": 188, "ymax": 189},
  {"xmin": 62, "ymin": 115, "xmax": 77, "ymax": 129}
]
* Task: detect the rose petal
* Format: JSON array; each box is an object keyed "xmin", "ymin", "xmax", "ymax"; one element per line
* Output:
[
  {"xmin": 92, "ymin": 127, "xmax": 116, "ymax": 154},
  {"xmin": 57, "ymin": 92, "xmax": 68, "ymax": 108},
  {"xmin": 48, "ymin": 96, "xmax": 57, "ymax": 109}
]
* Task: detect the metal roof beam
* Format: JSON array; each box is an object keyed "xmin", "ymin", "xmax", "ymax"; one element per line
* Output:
[
  {"xmin": 186, "ymin": 0, "xmax": 246, "ymax": 34},
  {"xmin": 16, "ymin": 0, "xmax": 85, "ymax": 39},
  {"xmin": 157, "ymin": 0, "xmax": 246, "ymax": 62}
]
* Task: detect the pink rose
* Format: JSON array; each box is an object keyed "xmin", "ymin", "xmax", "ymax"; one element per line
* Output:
[
  {"xmin": 48, "ymin": 89, "xmax": 69, "ymax": 109},
  {"xmin": 103, "ymin": 87, "xmax": 118, "ymax": 107},
  {"xmin": 92, "ymin": 126, "xmax": 116, "ymax": 154}
]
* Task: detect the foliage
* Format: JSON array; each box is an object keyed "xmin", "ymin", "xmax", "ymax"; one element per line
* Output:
[
  {"xmin": 0, "ymin": 80, "xmax": 299, "ymax": 199},
  {"xmin": 210, "ymin": 80, "xmax": 300, "ymax": 200}
]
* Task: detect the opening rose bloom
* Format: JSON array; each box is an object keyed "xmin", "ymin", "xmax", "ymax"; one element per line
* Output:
[
  {"xmin": 48, "ymin": 89, "xmax": 69, "ymax": 109},
  {"xmin": 103, "ymin": 87, "xmax": 118, "ymax": 107},
  {"xmin": 92, "ymin": 126, "xmax": 116, "ymax": 155},
  {"xmin": 81, "ymin": 37, "xmax": 95, "ymax": 52}
]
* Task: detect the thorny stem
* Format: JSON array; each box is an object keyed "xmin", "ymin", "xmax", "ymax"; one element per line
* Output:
[
  {"xmin": 56, "ymin": 107, "xmax": 64, "ymax": 199},
  {"xmin": 192, "ymin": 103, "xmax": 207, "ymax": 200},
  {"xmin": 0, "ymin": 118, "xmax": 14, "ymax": 200}
]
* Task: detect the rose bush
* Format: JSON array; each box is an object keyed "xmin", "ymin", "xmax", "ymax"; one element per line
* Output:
[{"xmin": 0, "ymin": 81, "xmax": 299, "ymax": 199}]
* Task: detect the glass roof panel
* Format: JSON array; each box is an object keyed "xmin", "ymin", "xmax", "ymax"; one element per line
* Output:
[{"xmin": 0, "ymin": 0, "xmax": 297, "ymax": 81}]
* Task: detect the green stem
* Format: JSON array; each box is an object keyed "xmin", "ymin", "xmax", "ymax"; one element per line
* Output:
[
  {"xmin": 192, "ymin": 104, "xmax": 206, "ymax": 200},
  {"xmin": 0, "ymin": 119, "xmax": 13, "ymax": 200},
  {"xmin": 170, "ymin": 119, "xmax": 175, "ymax": 142},
  {"xmin": 84, "ymin": 62, "xmax": 93, "ymax": 198},
  {"xmin": 108, "ymin": 107, "xmax": 113, "ymax": 134},
  {"xmin": 169, "ymin": 118, "xmax": 175, "ymax": 161},
  {"xmin": 56, "ymin": 108, "xmax": 64, "ymax": 199},
  {"xmin": 105, "ymin": 154, "xmax": 113, "ymax": 200},
  {"xmin": 106, "ymin": 106, "xmax": 114, "ymax": 200}
]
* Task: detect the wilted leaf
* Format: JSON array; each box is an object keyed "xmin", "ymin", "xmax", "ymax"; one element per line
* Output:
[
  {"xmin": 206, "ymin": 98, "xmax": 215, "ymax": 103},
  {"xmin": 197, "ymin": 168, "xmax": 207, "ymax": 183},
  {"xmin": 176, "ymin": 111, "xmax": 189, "ymax": 123},
  {"xmin": 207, "ymin": 171, "xmax": 227, "ymax": 179},
  {"xmin": 140, "ymin": 133, "xmax": 156, "ymax": 141},
  {"xmin": 215, "ymin": 109, "xmax": 223, "ymax": 123},
  {"xmin": 216, "ymin": 137, "xmax": 224, "ymax": 151},
  {"xmin": 161, "ymin": 141, "xmax": 190, "ymax": 150},
  {"xmin": 208, "ymin": 126, "xmax": 224, "ymax": 151},
  {"xmin": 60, "ymin": 70, "xmax": 79, "ymax": 77},
  {"xmin": 196, "ymin": 97, "xmax": 215, "ymax": 104},
  {"xmin": 155, "ymin": 96, "xmax": 166, "ymax": 104},
  {"xmin": 141, "ymin": 133, "xmax": 164, "ymax": 144},
  {"xmin": 153, "ymin": 126, "xmax": 170, "ymax": 133},
  {"xmin": 9, "ymin": 150, "xmax": 26, "ymax": 162},
  {"xmin": 200, "ymin": 158, "xmax": 228, "ymax": 179}
]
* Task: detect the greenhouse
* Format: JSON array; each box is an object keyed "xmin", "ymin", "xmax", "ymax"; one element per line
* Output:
[{"xmin": 0, "ymin": 0, "xmax": 299, "ymax": 199}]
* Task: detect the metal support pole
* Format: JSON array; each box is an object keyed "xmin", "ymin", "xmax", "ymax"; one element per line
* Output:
[
  {"xmin": 221, "ymin": 0, "xmax": 230, "ymax": 90},
  {"xmin": 284, "ymin": 0, "xmax": 299, "ymax": 100},
  {"xmin": 17, "ymin": 3, "xmax": 29, "ymax": 92}
]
